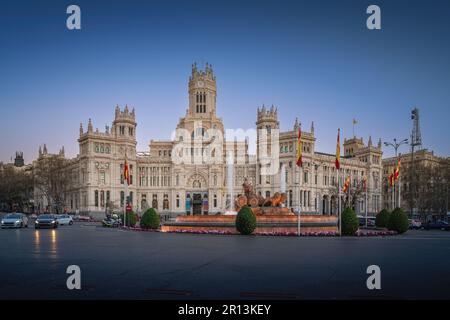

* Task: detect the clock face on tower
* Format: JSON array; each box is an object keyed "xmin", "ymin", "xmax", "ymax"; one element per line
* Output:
[{"xmin": 197, "ymin": 81, "xmax": 204, "ymax": 87}]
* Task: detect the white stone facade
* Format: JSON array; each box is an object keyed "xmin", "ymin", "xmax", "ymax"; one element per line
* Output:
[{"xmin": 38, "ymin": 64, "xmax": 383, "ymax": 217}]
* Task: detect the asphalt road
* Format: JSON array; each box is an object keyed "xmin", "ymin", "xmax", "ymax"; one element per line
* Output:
[{"xmin": 1, "ymin": 223, "xmax": 450, "ymax": 299}]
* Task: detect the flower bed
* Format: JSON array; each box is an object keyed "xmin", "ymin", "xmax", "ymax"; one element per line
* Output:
[
  {"xmin": 356, "ymin": 229, "xmax": 398, "ymax": 237},
  {"xmin": 120, "ymin": 226, "xmax": 160, "ymax": 232},
  {"xmin": 256, "ymin": 231, "xmax": 338, "ymax": 237},
  {"xmin": 120, "ymin": 227, "xmax": 398, "ymax": 237},
  {"xmin": 165, "ymin": 229, "xmax": 234, "ymax": 235}
]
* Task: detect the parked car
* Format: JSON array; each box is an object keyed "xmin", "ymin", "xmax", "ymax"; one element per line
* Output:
[
  {"xmin": 357, "ymin": 215, "xmax": 376, "ymax": 227},
  {"xmin": 35, "ymin": 214, "xmax": 58, "ymax": 229},
  {"xmin": 1, "ymin": 213, "xmax": 28, "ymax": 228},
  {"xmin": 73, "ymin": 215, "xmax": 92, "ymax": 222},
  {"xmin": 409, "ymin": 219, "xmax": 422, "ymax": 229},
  {"xmin": 57, "ymin": 214, "xmax": 73, "ymax": 225},
  {"xmin": 422, "ymin": 220, "xmax": 450, "ymax": 231}
]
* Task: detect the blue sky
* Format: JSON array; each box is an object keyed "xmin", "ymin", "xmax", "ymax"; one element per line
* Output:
[{"xmin": 0, "ymin": 0, "xmax": 449, "ymax": 163}]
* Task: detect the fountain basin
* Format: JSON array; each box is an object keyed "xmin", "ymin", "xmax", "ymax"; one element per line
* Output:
[{"xmin": 161, "ymin": 214, "xmax": 338, "ymax": 234}]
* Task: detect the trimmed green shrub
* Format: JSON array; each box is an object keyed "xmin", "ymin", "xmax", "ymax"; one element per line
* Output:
[
  {"xmin": 387, "ymin": 207, "xmax": 409, "ymax": 234},
  {"xmin": 376, "ymin": 209, "xmax": 391, "ymax": 228},
  {"xmin": 120, "ymin": 211, "xmax": 137, "ymax": 227},
  {"xmin": 140, "ymin": 208, "xmax": 160, "ymax": 229},
  {"xmin": 235, "ymin": 205, "xmax": 256, "ymax": 235},
  {"xmin": 341, "ymin": 207, "xmax": 359, "ymax": 236}
]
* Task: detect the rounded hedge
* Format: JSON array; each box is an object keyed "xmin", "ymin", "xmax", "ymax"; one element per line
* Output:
[
  {"xmin": 387, "ymin": 207, "xmax": 409, "ymax": 234},
  {"xmin": 341, "ymin": 207, "xmax": 359, "ymax": 236},
  {"xmin": 140, "ymin": 208, "xmax": 160, "ymax": 229},
  {"xmin": 120, "ymin": 211, "xmax": 137, "ymax": 227},
  {"xmin": 235, "ymin": 205, "xmax": 256, "ymax": 235},
  {"xmin": 376, "ymin": 209, "xmax": 391, "ymax": 228}
]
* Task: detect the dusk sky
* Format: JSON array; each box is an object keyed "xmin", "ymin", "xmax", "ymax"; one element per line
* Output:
[{"xmin": 0, "ymin": 0, "xmax": 449, "ymax": 164}]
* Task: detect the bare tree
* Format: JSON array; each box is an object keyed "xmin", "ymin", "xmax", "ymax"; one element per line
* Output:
[
  {"xmin": 403, "ymin": 159, "xmax": 450, "ymax": 220},
  {"xmin": 0, "ymin": 165, "xmax": 33, "ymax": 212},
  {"xmin": 328, "ymin": 178, "xmax": 366, "ymax": 212},
  {"xmin": 33, "ymin": 155, "xmax": 70, "ymax": 214}
]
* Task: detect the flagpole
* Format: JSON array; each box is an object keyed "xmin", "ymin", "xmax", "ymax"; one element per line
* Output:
[
  {"xmin": 365, "ymin": 176, "xmax": 368, "ymax": 228},
  {"xmin": 392, "ymin": 176, "xmax": 395, "ymax": 210},
  {"xmin": 124, "ymin": 182, "xmax": 128, "ymax": 227},
  {"xmin": 298, "ymin": 166, "xmax": 301, "ymax": 237},
  {"xmin": 337, "ymin": 168, "xmax": 341, "ymax": 236}
]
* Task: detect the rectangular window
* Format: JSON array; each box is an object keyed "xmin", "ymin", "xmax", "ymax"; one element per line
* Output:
[
  {"xmin": 94, "ymin": 190, "xmax": 99, "ymax": 207},
  {"xmin": 100, "ymin": 171, "xmax": 106, "ymax": 184}
]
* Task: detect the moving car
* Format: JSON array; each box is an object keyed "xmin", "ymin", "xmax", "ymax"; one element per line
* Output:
[
  {"xmin": 422, "ymin": 220, "xmax": 450, "ymax": 231},
  {"xmin": 57, "ymin": 214, "xmax": 73, "ymax": 225},
  {"xmin": 35, "ymin": 214, "xmax": 58, "ymax": 229},
  {"xmin": 1, "ymin": 213, "xmax": 28, "ymax": 228}
]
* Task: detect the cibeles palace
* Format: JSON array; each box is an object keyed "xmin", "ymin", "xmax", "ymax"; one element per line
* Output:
[{"xmin": 34, "ymin": 64, "xmax": 383, "ymax": 217}]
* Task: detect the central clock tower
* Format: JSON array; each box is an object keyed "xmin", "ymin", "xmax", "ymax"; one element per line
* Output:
[{"xmin": 188, "ymin": 62, "xmax": 217, "ymax": 117}]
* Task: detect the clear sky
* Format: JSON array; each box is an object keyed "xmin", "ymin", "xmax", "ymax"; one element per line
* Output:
[{"xmin": 0, "ymin": 0, "xmax": 449, "ymax": 164}]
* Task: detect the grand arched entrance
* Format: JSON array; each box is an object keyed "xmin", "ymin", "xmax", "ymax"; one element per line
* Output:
[{"xmin": 186, "ymin": 173, "xmax": 208, "ymax": 215}]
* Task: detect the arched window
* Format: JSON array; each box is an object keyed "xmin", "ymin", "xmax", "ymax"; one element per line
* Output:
[{"xmin": 163, "ymin": 194, "xmax": 169, "ymax": 210}]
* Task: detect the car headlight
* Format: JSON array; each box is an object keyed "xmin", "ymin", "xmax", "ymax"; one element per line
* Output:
[
  {"xmin": 1, "ymin": 221, "xmax": 4, "ymax": 224},
  {"xmin": 15, "ymin": 220, "xmax": 21, "ymax": 224},
  {"xmin": 35, "ymin": 221, "xmax": 39, "ymax": 224},
  {"xmin": 51, "ymin": 221, "xmax": 55, "ymax": 224}
]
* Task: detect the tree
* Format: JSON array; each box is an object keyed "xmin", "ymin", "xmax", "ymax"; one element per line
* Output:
[
  {"xmin": 341, "ymin": 207, "xmax": 359, "ymax": 236},
  {"xmin": 329, "ymin": 177, "xmax": 366, "ymax": 212},
  {"xmin": 235, "ymin": 205, "xmax": 256, "ymax": 235},
  {"xmin": 33, "ymin": 154, "xmax": 71, "ymax": 214},
  {"xmin": 375, "ymin": 209, "xmax": 390, "ymax": 228},
  {"xmin": 403, "ymin": 159, "xmax": 450, "ymax": 220},
  {"xmin": 387, "ymin": 207, "xmax": 409, "ymax": 234},
  {"xmin": 0, "ymin": 164, "xmax": 33, "ymax": 212},
  {"xmin": 140, "ymin": 208, "xmax": 160, "ymax": 229}
]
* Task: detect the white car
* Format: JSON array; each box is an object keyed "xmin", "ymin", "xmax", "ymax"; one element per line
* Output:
[
  {"xmin": 57, "ymin": 214, "xmax": 74, "ymax": 225},
  {"xmin": 1, "ymin": 213, "xmax": 29, "ymax": 228}
]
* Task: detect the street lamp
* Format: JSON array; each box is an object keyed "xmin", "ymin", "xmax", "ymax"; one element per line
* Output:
[{"xmin": 384, "ymin": 138, "xmax": 408, "ymax": 209}]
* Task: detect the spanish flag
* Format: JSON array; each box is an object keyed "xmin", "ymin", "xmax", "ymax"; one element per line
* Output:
[
  {"xmin": 394, "ymin": 159, "xmax": 401, "ymax": 181},
  {"xmin": 362, "ymin": 176, "xmax": 367, "ymax": 192},
  {"xmin": 388, "ymin": 169, "xmax": 394, "ymax": 187},
  {"xmin": 342, "ymin": 176, "xmax": 350, "ymax": 193},
  {"xmin": 123, "ymin": 156, "xmax": 130, "ymax": 185},
  {"xmin": 296, "ymin": 127, "xmax": 302, "ymax": 167},
  {"xmin": 335, "ymin": 128, "xmax": 340, "ymax": 170}
]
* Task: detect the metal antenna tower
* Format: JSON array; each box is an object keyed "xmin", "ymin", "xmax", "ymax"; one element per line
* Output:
[
  {"xmin": 411, "ymin": 108, "xmax": 422, "ymax": 150},
  {"xmin": 409, "ymin": 107, "xmax": 423, "ymax": 216}
]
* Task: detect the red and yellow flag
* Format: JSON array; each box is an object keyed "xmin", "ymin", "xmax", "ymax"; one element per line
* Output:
[
  {"xmin": 362, "ymin": 176, "xmax": 367, "ymax": 192},
  {"xmin": 335, "ymin": 128, "xmax": 340, "ymax": 170},
  {"xmin": 394, "ymin": 159, "xmax": 401, "ymax": 181},
  {"xmin": 123, "ymin": 156, "xmax": 130, "ymax": 185},
  {"xmin": 388, "ymin": 168, "xmax": 394, "ymax": 187},
  {"xmin": 342, "ymin": 176, "xmax": 350, "ymax": 193},
  {"xmin": 296, "ymin": 127, "xmax": 302, "ymax": 167}
]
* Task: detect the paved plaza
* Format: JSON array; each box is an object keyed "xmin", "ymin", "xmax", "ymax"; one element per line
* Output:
[{"xmin": 1, "ymin": 223, "xmax": 450, "ymax": 299}]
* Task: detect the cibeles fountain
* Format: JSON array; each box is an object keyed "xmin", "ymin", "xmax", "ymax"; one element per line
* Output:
[{"xmin": 162, "ymin": 162, "xmax": 338, "ymax": 235}]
